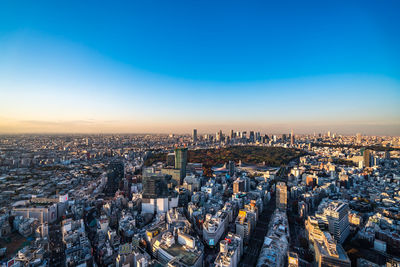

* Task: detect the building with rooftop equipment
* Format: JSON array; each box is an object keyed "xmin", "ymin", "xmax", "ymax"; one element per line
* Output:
[
  {"xmin": 235, "ymin": 210, "xmax": 253, "ymax": 244},
  {"xmin": 314, "ymin": 232, "xmax": 350, "ymax": 267},
  {"xmin": 256, "ymin": 209, "xmax": 289, "ymax": 267},
  {"xmin": 203, "ymin": 211, "xmax": 228, "ymax": 247},
  {"xmin": 214, "ymin": 232, "xmax": 242, "ymax": 267},
  {"xmin": 152, "ymin": 230, "xmax": 203, "ymax": 267},
  {"xmin": 62, "ymin": 218, "xmax": 93, "ymax": 266}
]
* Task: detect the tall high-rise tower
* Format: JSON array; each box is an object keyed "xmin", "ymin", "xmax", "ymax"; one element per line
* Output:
[
  {"xmin": 276, "ymin": 182, "xmax": 287, "ymax": 210},
  {"xmin": 175, "ymin": 147, "xmax": 188, "ymax": 181},
  {"xmin": 216, "ymin": 130, "xmax": 223, "ymax": 142},
  {"xmin": 363, "ymin": 149, "xmax": 371, "ymax": 168},
  {"xmin": 228, "ymin": 161, "xmax": 235, "ymax": 177},
  {"xmin": 192, "ymin": 129, "xmax": 198, "ymax": 142},
  {"xmin": 249, "ymin": 131, "xmax": 255, "ymax": 143},
  {"xmin": 290, "ymin": 130, "xmax": 295, "ymax": 146}
]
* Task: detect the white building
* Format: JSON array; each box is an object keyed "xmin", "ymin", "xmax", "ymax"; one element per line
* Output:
[
  {"xmin": 323, "ymin": 201, "xmax": 350, "ymax": 244},
  {"xmin": 214, "ymin": 232, "xmax": 243, "ymax": 267},
  {"xmin": 203, "ymin": 211, "xmax": 228, "ymax": 247}
]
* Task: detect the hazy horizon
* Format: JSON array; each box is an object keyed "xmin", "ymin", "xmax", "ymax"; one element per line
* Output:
[
  {"xmin": 1, "ymin": 1, "xmax": 399, "ymax": 135},
  {"xmin": 0, "ymin": 121, "xmax": 399, "ymax": 137}
]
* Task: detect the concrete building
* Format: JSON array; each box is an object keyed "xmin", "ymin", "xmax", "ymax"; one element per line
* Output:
[
  {"xmin": 235, "ymin": 210, "xmax": 253, "ymax": 244},
  {"xmin": 314, "ymin": 232, "xmax": 350, "ymax": 267},
  {"xmin": 214, "ymin": 232, "xmax": 243, "ymax": 267},
  {"xmin": 228, "ymin": 161, "xmax": 235, "ymax": 177},
  {"xmin": 142, "ymin": 173, "xmax": 169, "ymax": 199},
  {"xmin": 166, "ymin": 153, "xmax": 175, "ymax": 167},
  {"xmin": 142, "ymin": 173, "xmax": 178, "ymax": 214},
  {"xmin": 13, "ymin": 204, "xmax": 58, "ymax": 224},
  {"xmin": 161, "ymin": 168, "xmax": 182, "ymax": 186},
  {"xmin": 105, "ymin": 160, "xmax": 124, "ymax": 196},
  {"xmin": 233, "ymin": 179, "xmax": 245, "ymax": 194},
  {"xmin": 256, "ymin": 209, "xmax": 289, "ymax": 267},
  {"xmin": 203, "ymin": 211, "xmax": 228, "ymax": 247},
  {"xmin": 62, "ymin": 218, "xmax": 93, "ymax": 266},
  {"xmin": 290, "ymin": 130, "xmax": 295, "ymax": 146},
  {"xmin": 152, "ymin": 230, "xmax": 203, "ymax": 267},
  {"xmin": 183, "ymin": 175, "xmax": 201, "ymax": 193},
  {"xmin": 323, "ymin": 201, "xmax": 350, "ymax": 244},
  {"xmin": 363, "ymin": 149, "xmax": 372, "ymax": 168},
  {"xmin": 276, "ymin": 182, "xmax": 287, "ymax": 210},
  {"xmin": 175, "ymin": 147, "xmax": 188, "ymax": 182}
]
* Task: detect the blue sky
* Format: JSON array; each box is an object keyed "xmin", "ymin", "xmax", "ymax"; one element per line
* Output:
[{"xmin": 0, "ymin": 0, "xmax": 399, "ymax": 134}]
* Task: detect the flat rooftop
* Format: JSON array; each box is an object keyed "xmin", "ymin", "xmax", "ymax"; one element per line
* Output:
[{"xmin": 160, "ymin": 243, "xmax": 201, "ymax": 266}]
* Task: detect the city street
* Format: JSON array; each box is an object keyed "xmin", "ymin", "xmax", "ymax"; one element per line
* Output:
[{"xmin": 240, "ymin": 193, "xmax": 276, "ymax": 267}]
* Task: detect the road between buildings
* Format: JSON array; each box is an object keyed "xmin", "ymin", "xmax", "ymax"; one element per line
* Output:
[{"xmin": 240, "ymin": 192, "xmax": 277, "ymax": 267}]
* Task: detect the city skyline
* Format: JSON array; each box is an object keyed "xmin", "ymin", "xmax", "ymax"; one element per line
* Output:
[
  {"xmin": 2, "ymin": 2, "xmax": 400, "ymax": 266},
  {"xmin": 1, "ymin": 1, "xmax": 400, "ymax": 135}
]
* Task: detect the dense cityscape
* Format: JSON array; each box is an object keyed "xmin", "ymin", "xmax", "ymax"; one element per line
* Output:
[
  {"xmin": 2, "ymin": 1, "xmax": 400, "ymax": 266},
  {"xmin": 0, "ymin": 130, "xmax": 399, "ymax": 267}
]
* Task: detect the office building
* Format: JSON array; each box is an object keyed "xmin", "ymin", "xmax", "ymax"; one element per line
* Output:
[
  {"xmin": 142, "ymin": 174, "xmax": 169, "ymax": 199},
  {"xmin": 192, "ymin": 129, "xmax": 198, "ymax": 142},
  {"xmin": 249, "ymin": 131, "xmax": 255, "ymax": 143},
  {"xmin": 105, "ymin": 161, "xmax": 124, "ymax": 196},
  {"xmin": 166, "ymin": 153, "xmax": 175, "ymax": 167},
  {"xmin": 141, "ymin": 173, "xmax": 179, "ymax": 213},
  {"xmin": 363, "ymin": 149, "xmax": 371, "ymax": 168},
  {"xmin": 216, "ymin": 130, "xmax": 223, "ymax": 142},
  {"xmin": 323, "ymin": 201, "xmax": 350, "ymax": 244},
  {"xmin": 276, "ymin": 182, "xmax": 287, "ymax": 210},
  {"xmin": 175, "ymin": 147, "xmax": 188, "ymax": 182},
  {"xmin": 228, "ymin": 161, "xmax": 235, "ymax": 177},
  {"xmin": 290, "ymin": 130, "xmax": 295, "ymax": 146},
  {"xmin": 233, "ymin": 179, "xmax": 245, "ymax": 194}
]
